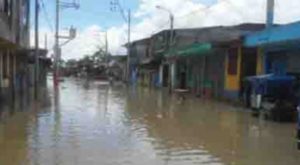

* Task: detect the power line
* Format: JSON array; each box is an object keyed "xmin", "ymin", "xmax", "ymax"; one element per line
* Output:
[
  {"xmin": 39, "ymin": 0, "xmax": 54, "ymax": 32},
  {"xmin": 110, "ymin": 0, "xmax": 128, "ymax": 22}
]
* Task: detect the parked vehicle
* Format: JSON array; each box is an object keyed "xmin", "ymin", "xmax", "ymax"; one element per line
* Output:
[{"xmin": 244, "ymin": 74, "xmax": 297, "ymax": 122}]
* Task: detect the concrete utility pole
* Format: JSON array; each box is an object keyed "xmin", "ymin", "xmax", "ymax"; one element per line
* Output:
[
  {"xmin": 110, "ymin": 0, "xmax": 131, "ymax": 83},
  {"xmin": 127, "ymin": 9, "xmax": 131, "ymax": 83},
  {"xmin": 104, "ymin": 31, "xmax": 111, "ymax": 77},
  {"xmin": 156, "ymin": 5, "xmax": 174, "ymax": 91},
  {"xmin": 105, "ymin": 31, "xmax": 109, "ymax": 66},
  {"xmin": 266, "ymin": 0, "xmax": 275, "ymax": 28},
  {"xmin": 54, "ymin": 0, "xmax": 60, "ymax": 88},
  {"xmin": 156, "ymin": 6, "xmax": 174, "ymax": 46},
  {"xmin": 45, "ymin": 34, "xmax": 48, "ymax": 49},
  {"xmin": 54, "ymin": 0, "xmax": 79, "ymax": 88},
  {"xmin": 34, "ymin": 0, "xmax": 40, "ymax": 99},
  {"xmin": 170, "ymin": 14, "xmax": 174, "ymax": 46}
]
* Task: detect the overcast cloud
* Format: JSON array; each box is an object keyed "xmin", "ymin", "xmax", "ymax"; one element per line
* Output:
[{"xmin": 34, "ymin": 0, "xmax": 300, "ymax": 60}]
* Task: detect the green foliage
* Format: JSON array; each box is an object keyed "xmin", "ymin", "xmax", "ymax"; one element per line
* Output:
[{"xmin": 64, "ymin": 48, "xmax": 110, "ymax": 72}]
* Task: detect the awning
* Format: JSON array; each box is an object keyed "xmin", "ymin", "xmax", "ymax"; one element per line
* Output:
[
  {"xmin": 165, "ymin": 43, "xmax": 212, "ymax": 57},
  {"xmin": 244, "ymin": 21, "xmax": 300, "ymax": 47}
]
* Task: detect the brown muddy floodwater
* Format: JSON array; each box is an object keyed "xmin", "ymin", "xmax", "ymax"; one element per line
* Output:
[{"xmin": 0, "ymin": 78, "xmax": 299, "ymax": 165}]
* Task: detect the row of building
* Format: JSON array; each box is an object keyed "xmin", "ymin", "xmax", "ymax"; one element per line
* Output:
[
  {"xmin": 126, "ymin": 20, "xmax": 300, "ymax": 102},
  {"xmin": 0, "ymin": 0, "xmax": 50, "ymax": 104}
]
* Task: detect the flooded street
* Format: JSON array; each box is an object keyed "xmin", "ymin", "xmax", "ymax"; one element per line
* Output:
[{"xmin": 0, "ymin": 78, "xmax": 299, "ymax": 165}]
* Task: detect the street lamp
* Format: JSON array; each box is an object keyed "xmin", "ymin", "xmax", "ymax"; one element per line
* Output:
[{"xmin": 156, "ymin": 5, "xmax": 174, "ymax": 45}]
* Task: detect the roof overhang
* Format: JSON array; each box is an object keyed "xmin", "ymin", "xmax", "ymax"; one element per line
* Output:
[
  {"xmin": 244, "ymin": 21, "xmax": 300, "ymax": 48},
  {"xmin": 165, "ymin": 43, "xmax": 212, "ymax": 58}
]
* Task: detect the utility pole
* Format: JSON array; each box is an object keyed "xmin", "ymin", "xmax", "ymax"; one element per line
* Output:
[
  {"xmin": 127, "ymin": 9, "xmax": 131, "ymax": 83},
  {"xmin": 54, "ymin": 0, "xmax": 79, "ymax": 88},
  {"xmin": 266, "ymin": 0, "xmax": 275, "ymax": 28},
  {"xmin": 104, "ymin": 31, "xmax": 110, "ymax": 77},
  {"xmin": 170, "ymin": 14, "xmax": 174, "ymax": 47},
  {"xmin": 34, "ymin": 0, "xmax": 40, "ymax": 99},
  {"xmin": 110, "ymin": 0, "xmax": 131, "ymax": 83},
  {"xmin": 156, "ymin": 6, "xmax": 174, "ymax": 47},
  {"xmin": 156, "ymin": 5, "xmax": 174, "ymax": 91},
  {"xmin": 169, "ymin": 14, "xmax": 174, "ymax": 92},
  {"xmin": 105, "ymin": 31, "xmax": 109, "ymax": 66},
  {"xmin": 45, "ymin": 34, "xmax": 48, "ymax": 49},
  {"xmin": 54, "ymin": 0, "xmax": 60, "ymax": 88}
]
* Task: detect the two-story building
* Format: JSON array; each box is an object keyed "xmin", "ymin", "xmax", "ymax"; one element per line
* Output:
[
  {"xmin": 245, "ymin": 21, "xmax": 300, "ymax": 77},
  {"xmin": 127, "ymin": 38, "xmax": 152, "ymax": 86},
  {"xmin": 129, "ymin": 23, "xmax": 265, "ymax": 102},
  {"xmin": 163, "ymin": 24, "xmax": 265, "ymax": 100},
  {"xmin": 0, "ymin": 0, "xmax": 31, "ymax": 103}
]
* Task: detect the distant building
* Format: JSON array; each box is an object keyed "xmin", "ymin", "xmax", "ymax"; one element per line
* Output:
[{"xmin": 108, "ymin": 55, "xmax": 127, "ymax": 81}]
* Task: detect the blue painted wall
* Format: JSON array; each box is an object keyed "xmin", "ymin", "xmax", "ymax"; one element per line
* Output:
[
  {"xmin": 244, "ymin": 21, "xmax": 300, "ymax": 47},
  {"xmin": 244, "ymin": 21, "xmax": 300, "ymax": 75}
]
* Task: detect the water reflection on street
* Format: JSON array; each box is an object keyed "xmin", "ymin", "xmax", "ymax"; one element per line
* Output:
[{"xmin": 0, "ymin": 78, "xmax": 300, "ymax": 165}]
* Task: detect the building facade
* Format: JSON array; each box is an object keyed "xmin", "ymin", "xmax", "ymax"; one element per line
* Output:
[
  {"xmin": 0, "ymin": 0, "xmax": 31, "ymax": 103},
  {"xmin": 245, "ymin": 21, "xmax": 300, "ymax": 77},
  {"xmin": 128, "ymin": 21, "xmax": 300, "ymax": 103},
  {"xmin": 163, "ymin": 24, "xmax": 264, "ymax": 100}
]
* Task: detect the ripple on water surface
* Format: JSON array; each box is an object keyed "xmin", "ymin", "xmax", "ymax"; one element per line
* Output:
[{"xmin": 0, "ymin": 79, "xmax": 299, "ymax": 165}]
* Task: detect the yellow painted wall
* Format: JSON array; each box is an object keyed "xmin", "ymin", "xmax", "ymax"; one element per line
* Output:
[
  {"xmin": 256, "ymin": 47, "xmax": 264, "ymax": 75},
  {"xmin": 225, "ymin": 47, "xmax": 242, "ymax": 91}
]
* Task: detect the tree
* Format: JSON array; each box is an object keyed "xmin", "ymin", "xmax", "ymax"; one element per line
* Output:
[{"xmin": 92, "ymin": 48, "xmax": 108, "ymax": 66}]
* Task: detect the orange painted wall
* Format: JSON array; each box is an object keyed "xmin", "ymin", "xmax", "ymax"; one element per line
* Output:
[{"xmin": 225, "ymin": 47, "xmax": 242, "ymax": 91}]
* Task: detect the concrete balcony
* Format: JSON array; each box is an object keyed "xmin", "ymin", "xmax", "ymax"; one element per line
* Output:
[
  {"xmin": 0, "ymin": 13, "xmax": 29, "ymax": 49},
  {"xmin": 0, "ymin": 13, "xmax": 15, "ymax": 45}
]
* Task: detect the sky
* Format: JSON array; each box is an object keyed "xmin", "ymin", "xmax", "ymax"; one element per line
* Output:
[{"xmin": 34, "ymin": 0, "xmax": 300, "ymax": 60}]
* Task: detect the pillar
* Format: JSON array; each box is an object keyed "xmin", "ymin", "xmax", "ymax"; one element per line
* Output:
[
  {"xmin": 0, "ymin": 52, "xmax": 3, "ymax": 87},
  {"xmin": 201, "ymin": 55, "xmax": 206, "ymax": 95},
  {"xmin": 159, "ymin": 64, "xmax": 163, "ymax": 87},
  {"xmin": 0, "ymin": 52, "xmax": 2, "ymax": 99},
  {"xmin": 170, "ymin": 61, "xmax": 176, "ymax": 89},
  {"xmin": 13, "ymin": 53, "xmax": 16, "ymax": 90},
  {"xmin": 12, "ymin": 52, "xmax": 17, "ymax": 100},
  {"xmin": 7, "ymin": 50, "xmax": 10, "ymax": 86}
]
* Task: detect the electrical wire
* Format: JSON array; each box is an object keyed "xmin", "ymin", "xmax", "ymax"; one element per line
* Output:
[
  {"xmin": 111, "ymin": 0, "xmax": 128, "ymax": 23},
  {"xmin": 39, "ymin": 0, "xmax": 54, "ymax": 32}
]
